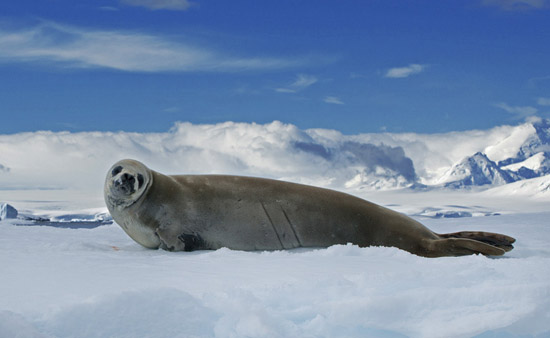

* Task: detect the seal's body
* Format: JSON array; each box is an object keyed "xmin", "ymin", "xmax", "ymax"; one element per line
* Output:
[{"xmin": 104, "ymin": 159, "xmax": 515, "ymax": 257}]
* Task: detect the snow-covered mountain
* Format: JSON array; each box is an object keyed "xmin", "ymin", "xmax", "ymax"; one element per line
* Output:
[
  {"xmin": 439, "ymin": 118, "xmax": 550, "ymax": 189},
  {"xmin": 483, "ymin": 174, "xmax": 550, "ymax": 199},
  {"xmin": 438, "ymin": 152, "xmax": 515, "ymax": 188}
]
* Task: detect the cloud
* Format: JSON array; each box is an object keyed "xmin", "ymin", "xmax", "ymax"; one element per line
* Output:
[
  {"xmin": 99, "ymin": 6, "xmax": 120, "ymax": 11},
  {"xmin": 120, "ymin": 0, "xmax": 195, "ymax": 10},
  {"xmin": 482, "ymin": 0, "xmax": 549, "ymax": 10},
  {"xmin": 0, "ymin": 22, "xmax": 299, "ymax": 72},
  {"xmin": 2, "ymin": 119, "xmax": 548, "ymax": 192},
  {"xmin": 0, "ymin": 121, "xmax": 420, "ymax": 191},
  {"xmin": 537, "ymin": 97, "xmax": 550, "ymax": 106},
  {"xmin": 323, "ymin": 96, "xmax": 344, "ymax": 105},
  {"xmin": 495, "ymin": 102, "xmax": 538, "ymax": 119},
  {"xmin": 384, "ymin": 64, "xmax": 426, "ymax": 79},
  {"xmin": 276, "ymin": 74, "xmax": 318, "ymax": 93}
]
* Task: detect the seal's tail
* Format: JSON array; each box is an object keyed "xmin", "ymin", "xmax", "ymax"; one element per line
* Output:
[
  {"xmin": 439, "ymin": 231, "xmax": 515, "ymax": 252},
  {"xmin": 428, "ymin": 231, "xmax": 515, "ymax": 257}
]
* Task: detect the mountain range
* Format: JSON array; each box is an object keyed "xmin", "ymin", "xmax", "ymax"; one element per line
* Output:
[{"xmin": 437, "ymin": 118, "xmax": 550, "ymax": 189}]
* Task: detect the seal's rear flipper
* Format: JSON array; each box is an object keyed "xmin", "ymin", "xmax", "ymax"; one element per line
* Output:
[
  {"xmin": 439, "ymin": 231, "xmax": 515, "ymax": 252},
  {"xmin": 428, "ymin": 238, "xmax": 507, "ymax": 257}
]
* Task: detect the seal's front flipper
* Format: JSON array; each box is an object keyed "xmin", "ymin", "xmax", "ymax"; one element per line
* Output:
[
  {"xmin": 439, "ymin": 231, "xmax": 515, "ymax": 252},
  {"xmin": 428, "ymin": 238, "xmax": 506, "ymax": 257},
  {"xmin": 156, "ymin": 225, "xmax": 187, "ymax": 251},
  {"xmin": 177, "ymin": 233, "xmax": 205, "ymax": 252},
  {"xmin": 157, "ymin": 227, "xmax": 205, "ymax": 252}
]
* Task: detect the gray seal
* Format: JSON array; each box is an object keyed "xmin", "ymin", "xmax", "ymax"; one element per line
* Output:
[{"xmin": 104, "ymin": 159, "xmax": 515, "ymax": 257}]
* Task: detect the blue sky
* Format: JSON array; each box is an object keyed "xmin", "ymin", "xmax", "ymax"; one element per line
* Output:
[{"xmin": 0, "ymin": 0, "xmax": 549, "ymax": 134}]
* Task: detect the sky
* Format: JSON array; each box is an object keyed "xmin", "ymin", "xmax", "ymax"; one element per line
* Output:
[{"xmin": 0, "ymin": 0, "xmax": 549, "ymax": 135}]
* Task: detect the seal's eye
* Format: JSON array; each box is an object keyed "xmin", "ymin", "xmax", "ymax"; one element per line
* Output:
[
  {"xmin": 112, "ymin": 166, "xmax": 123, "ymax": 177},
  {"xmin": 137, "ymin": 174, "xmax": 144, "ymax": 189}
]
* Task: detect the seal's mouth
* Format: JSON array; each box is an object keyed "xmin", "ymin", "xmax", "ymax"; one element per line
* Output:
[{"xmin": 113, "ymin": 173, "xmax": 136, "ymax": 196}]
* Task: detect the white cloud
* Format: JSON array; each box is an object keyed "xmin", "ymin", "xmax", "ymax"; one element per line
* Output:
[
  {"xmin": 384, "ymin": 64, "xmax": 426, "ymax": 79},
  {"xmin": 0, "ymin": 121, "xmax": 416, "ymax": 191},
  {"xmin": 537, "ymin": 97, "xmax": 550, "ymax": 106},
  {"xmin": 323, "ymin": 96, "xmax": 344, "ymax": 105},
  {"xmin": 482, "ymin": 0, "xmax": 548, "ymax": 10},
  {"xmin": 0, "ymin": 119, "xmax": 547, "ymax": 192},
  {"xmin": 0, "ymin": 22, "xmax": 299, "ymax": 72},
  {"xmin": 276, "ymin": 74, "xmax": 318, "ymax": 93},
  {"xmin": 120, "ymin": 0, "xmax": 195, "ymax": 11},
  {"xmin": 495, "ymin": 103, "xmax": 538, "ymax": 119}
]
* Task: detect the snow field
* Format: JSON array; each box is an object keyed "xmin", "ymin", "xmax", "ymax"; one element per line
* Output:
[{"xmin": 1, "ymin": 212, "xmax": 549, "ymax": 338}]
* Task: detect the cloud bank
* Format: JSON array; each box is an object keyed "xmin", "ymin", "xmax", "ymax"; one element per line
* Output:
[
  {"xmin": 0, "ymin": 121, "xmax": 420, "ymax": 192},
  {"xmin": 1, "ymin": 120, "xmax": 545, "ymax": 195},
  {"xmin": 0, "ymin": 22, "xmax": 299, "ymax": 72}
]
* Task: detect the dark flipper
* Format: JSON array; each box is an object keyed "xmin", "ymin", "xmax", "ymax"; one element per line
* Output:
[
  {"xmin": 438, "ymin": 231, "xmax": 515, "ymax": 252},
  {"xmin": 428, "ymin": 238, "xmax": 506, "ymax": 257},
  {"xmin": 156, "ymin": 226, "xmax": 205, "ymax": 252},
  {"xmin": 177, "ymin": 233, "xmax": 205, "ymax": 252}
]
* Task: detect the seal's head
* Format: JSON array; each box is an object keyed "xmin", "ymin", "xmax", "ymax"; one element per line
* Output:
[{"xmin": 104, "ymin": 159, "xmax": 152, "ymax": 209}]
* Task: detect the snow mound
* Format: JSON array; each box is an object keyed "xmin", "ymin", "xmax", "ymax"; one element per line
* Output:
[
  {"xmin": 37, "ymin": 289, "xmax": 218, "ymax": 338},
  {"xmin": 0, "ymin": 203, "xmax": 18, "ymax": 220}
]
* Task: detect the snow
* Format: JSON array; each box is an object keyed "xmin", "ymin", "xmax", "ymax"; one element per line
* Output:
[
  {"xmin": 1, "ymin": 120, "xmax": 550, "ymax": 337},
  {"xmin": 1, "ymin": 190, "xmax": 549, "ymax": 338},
  {"xmin": 0, "ymin": 202, "xmax": 18, "ymax": 220},
  {"xmin": 483, "ymin": 174, "xmax": 550, "ymax": 199},
  {"xmin": 502, "ymin": 152, "xmax": 546, "ymax": 172},
  {"xmin": 484, "ymin": 123, "xmax": 536, "ymax": 163}
]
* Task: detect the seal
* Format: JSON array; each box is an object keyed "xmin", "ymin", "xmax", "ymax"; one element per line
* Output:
[{"xmin": 104, "ymin": 159, "xmax": 515, "ymax": 257}]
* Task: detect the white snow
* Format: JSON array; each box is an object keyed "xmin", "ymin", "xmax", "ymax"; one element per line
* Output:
[
  {"xmin": 1, "ymin": 120, "xmax": 550, "ymax": 337},
  {"xmin": 484, "ymin": 123, "xmax": 536, "ymax": 163},
  {"xmin": 502, "ymin": 152, "xmax": 546, "ymax": 172},
  {"xmin": 483, "ymin": 174, "xmax": 550, "ymax": 199},
  {"xmin": 1, "ymin": 190, "xmax": 549, "ymax": 338}
]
